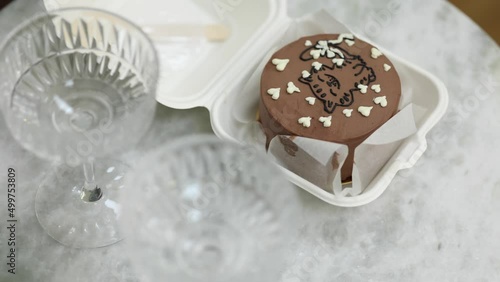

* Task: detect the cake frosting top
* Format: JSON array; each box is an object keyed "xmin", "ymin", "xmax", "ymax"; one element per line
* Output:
[{"xmin": 260, "ymin": 34, "xmax": 401, "ymax": 144}]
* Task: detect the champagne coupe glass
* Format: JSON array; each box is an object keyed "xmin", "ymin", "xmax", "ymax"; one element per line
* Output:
[
  {"xmin": 0, "ymin": 8, "xmax": 159, "ymax": 248},
  {"xmin": 121, "ymin": 135, "xmax": 300, "ymax": 282}
]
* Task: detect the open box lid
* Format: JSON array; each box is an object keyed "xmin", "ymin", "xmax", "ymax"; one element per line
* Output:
[
  {"xmin": 44, "ymin": 0, "xmax": 449, "ymax": 207},
  {"xmin": 44, "ymin": 0, "xmax": 290, "ymax": 109}
]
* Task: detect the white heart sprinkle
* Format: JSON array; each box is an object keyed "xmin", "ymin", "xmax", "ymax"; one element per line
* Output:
[
  {"xmin": 298, "ymin": 117, "xmax": 312, "ymax": 128},
  {"xmin": 342, "ymin": 109, "xmax": 353, "ymax": 117},
  {"xmin": 332, "ymin": 58, "xmax": 344, "ymax": 67},
  {"xmin": 345, "ymin": 39, "xmax": 355, "ymax": 46},
  {"xmin": 312, "ymin": 61, "xmax": 323, "ymax": 70},
  {"xmin": 358, "ymin": 106, "xmax": 373, "ymax": 117},
  {"xmin": 302, "ymin": 70, "xmax": 311, "ymax": 78},
  {"xmin": 373, "ymin": 96, "xmax": 388, "ymax": 107},
  {"xmin": 287, "ymin": 82, "xmax": 300, "ymax": 94},
  {"xmin": 305, "ymin": 97, "xmax": 316, "ymax": 105},
  {"xmin": 358, "ymin": 84, "xmax": 368, "ymax": 94},
  {"xmin": 318, "ymin": 116, "xmax": 332, "ymax": 128},
  {"xmin": 267, "ymin": 88, "xmax": 280, "ymax": 100},
  {"xmin": 371, "ymin": 84, "xmax": 381, "ymax": 93},
  {"xmin": 371, "ymin": 48, "xmax": 383, "ymax": 59},
  {"xmin": 310, "ymin": 49, "xmax": 322, "ymax": 59},
  {"xmin": 328, "ymin": 34, "xmax": 354, "ymax": 45},
  {"xmin": 326, "ymin": 50, "xmax": 335, "ymax": 58},
  {"xmin": 305, "ymin": 40, "xmax": 313, "ymax": 46},
  {"xmin": 271, "ymin": 58, "xmax": 289, "ymax": 72},
  {"xmin": 384, "ymin": 64, "xmax": 392, "ymax": 71}
]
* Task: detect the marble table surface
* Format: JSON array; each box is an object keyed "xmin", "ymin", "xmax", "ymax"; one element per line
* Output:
[{"xmin": 0, "ymin": 0, "xmax": 499, "ymax": 281}]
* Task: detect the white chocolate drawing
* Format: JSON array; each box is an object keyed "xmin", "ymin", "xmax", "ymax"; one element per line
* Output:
[
  {"xmin": 330, "ymin": 48, "xmax": 344, "ymax": 58},
  {"xmin": 328, "ymin": 33, "xmax": 354, "ymax": 45}
]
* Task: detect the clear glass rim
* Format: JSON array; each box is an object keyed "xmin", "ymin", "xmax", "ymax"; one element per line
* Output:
[
  {"xmin": 0, "ymin": 7, "xmax": 160, "ymax": 160},
  {"xmin": 0, "ymin": 7, "xmax": 159, "ymax": 64}
]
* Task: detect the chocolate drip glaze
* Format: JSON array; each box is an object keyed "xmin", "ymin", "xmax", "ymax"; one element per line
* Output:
[{"xmin": 259, "ymin": 34, "xmax": 401, "ymax": 181}]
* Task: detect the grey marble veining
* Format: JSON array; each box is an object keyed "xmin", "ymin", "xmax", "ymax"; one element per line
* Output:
[{"xmin": 0, "ymin": 0, "xmax": 499, "ymax": 281}]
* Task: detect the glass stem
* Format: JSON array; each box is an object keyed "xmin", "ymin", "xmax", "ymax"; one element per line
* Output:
[{"xmin": 81, "ymin": 158, "xmax": 103, "ymax": 202}]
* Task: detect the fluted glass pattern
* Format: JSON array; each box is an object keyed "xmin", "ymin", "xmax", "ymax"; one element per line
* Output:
[
  {"xmin": 0, "ymin": 8, "xmax": 159, "ymax": 248},
  {"xmin": 122, "ymin": 136, "xmax": 300, "ymax": 282},
  {"xmin": 0, "ymin": 8, "xmax": 159, "ymax": 161}
]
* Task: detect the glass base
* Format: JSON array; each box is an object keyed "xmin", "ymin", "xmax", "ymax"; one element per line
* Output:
[
  {"xmin": 35, "ymin": 158, "xmax": 128, "ymax": 248},
  {"xmin": 175, "ymin": 222, "xmax": 243, "ymax": 280}
]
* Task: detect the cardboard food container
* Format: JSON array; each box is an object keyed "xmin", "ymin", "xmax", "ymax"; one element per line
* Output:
[{"xmin": 45, "ymin": 0, "xmax": 449, "ymax": 206}]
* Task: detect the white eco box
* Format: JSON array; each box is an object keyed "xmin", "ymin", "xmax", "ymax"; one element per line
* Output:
[{"xmin": 44, "ymin": 0, "xmax": 449, "ymax": 207}]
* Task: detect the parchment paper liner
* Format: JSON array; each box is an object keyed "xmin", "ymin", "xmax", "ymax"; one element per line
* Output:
[{"xmin": 230, "ymin": 10, "xmax": 420, "ymax": 198}]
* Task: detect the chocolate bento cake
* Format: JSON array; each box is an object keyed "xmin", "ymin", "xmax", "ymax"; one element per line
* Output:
[{"xmin": 259, "ymin": 34, "xmax": 401, "ymax": 181}]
